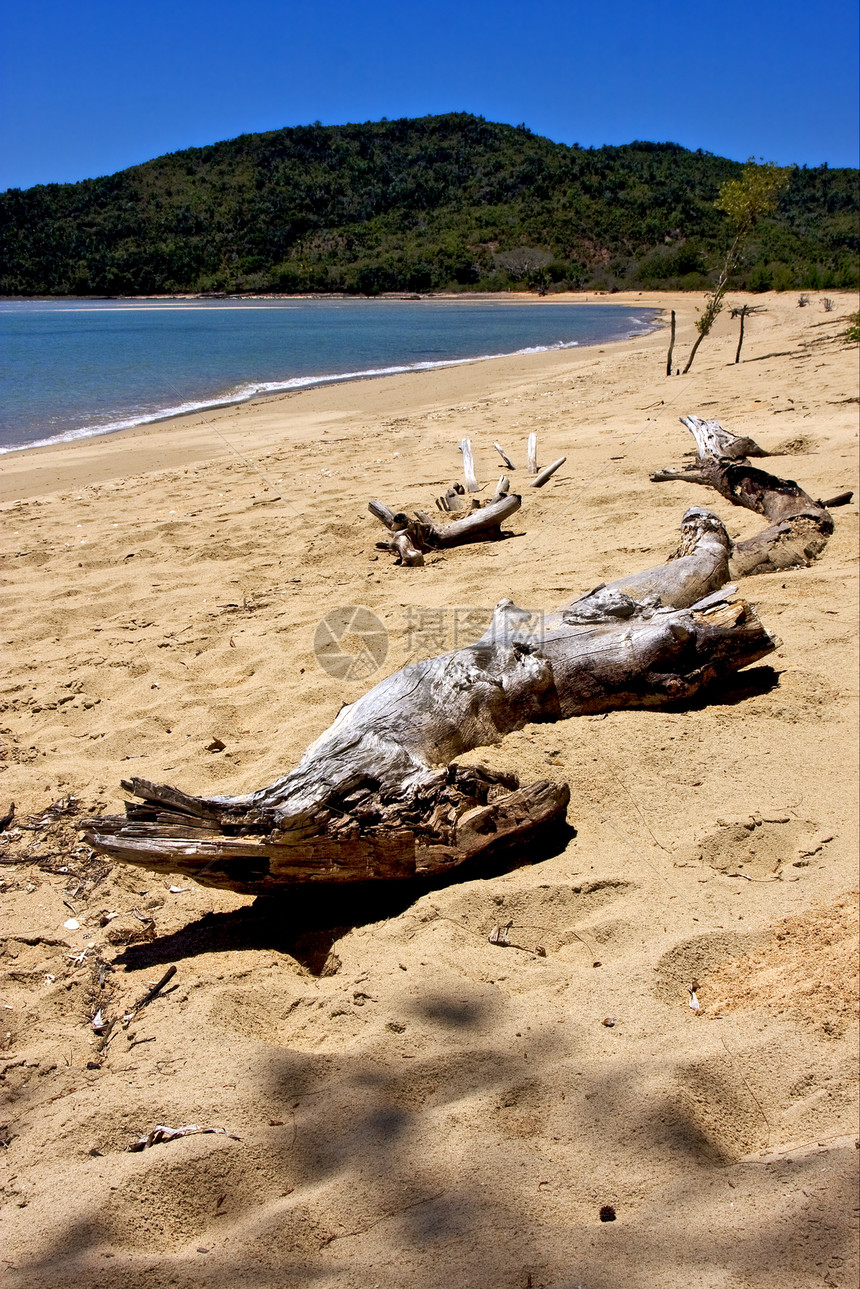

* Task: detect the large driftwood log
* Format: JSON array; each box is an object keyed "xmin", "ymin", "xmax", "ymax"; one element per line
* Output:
[
  {"xmin": 651, "ymin": 416, "xmax": 836, "ymax": 576},
  {"xmin": 87, "ymin": 508, "xmax": 777, "ymax": 893},
  {"xmin": 370, "ymin": 492, "xmax": 522, "ymax": 564}
]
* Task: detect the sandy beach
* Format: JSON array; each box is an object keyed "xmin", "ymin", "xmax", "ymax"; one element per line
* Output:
[{"xmin": 1, "ymin": 289, "xmax": 858, "ymax": 1288}]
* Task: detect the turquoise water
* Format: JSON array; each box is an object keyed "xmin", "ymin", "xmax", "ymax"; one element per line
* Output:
[{"xmin": 0, "ymin": 297, "xmax": 659, "ymax": 453}]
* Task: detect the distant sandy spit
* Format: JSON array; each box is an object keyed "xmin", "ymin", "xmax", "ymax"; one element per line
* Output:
[{"xmin": 0, "ymin": 290, "xmax": 857, "ymax": 1289}]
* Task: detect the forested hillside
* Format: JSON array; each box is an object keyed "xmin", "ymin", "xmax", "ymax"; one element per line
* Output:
[{"xmin": 1, "ymin": 113, "xmax": 857, "ymax": 295}]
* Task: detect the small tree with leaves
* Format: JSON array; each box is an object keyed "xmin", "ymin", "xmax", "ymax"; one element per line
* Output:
[{"xmin": 682, "ymin": 160, "xmax": 790, "ymax": 373}]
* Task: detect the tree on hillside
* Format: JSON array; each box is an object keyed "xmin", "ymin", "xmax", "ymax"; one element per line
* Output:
[
  {"xmin": 682, "ymin": 160, "xmax": 790, "ymax": 373},
  {"xmin": 494, "ymin": 246, "xmax": 554, "ymax": 289}
]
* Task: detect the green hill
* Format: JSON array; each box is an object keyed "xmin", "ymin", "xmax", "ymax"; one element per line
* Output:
[{"xmin": 1, "ymin": 113, "xmax": 857, "ymax": 296}]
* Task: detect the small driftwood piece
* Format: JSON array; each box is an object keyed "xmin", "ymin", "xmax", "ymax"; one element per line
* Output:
[
  {"xmin": 651, "ymin": 415, "xmax": 835, "ymax": 576},
  {"xmin": 527, "ymin": 432, "xmax": 538, "ymax": 475},
  {"xmin": 494, "ymin": 443, "xmax": 515, "ymax": 470},
  {"xmin": 436, "ymin": 482, "xmax": 468, "ymax": 513},
  {"xmin": 368, "ymin": 500, "xmax": 426, "ymax": 566},
  {"xmin": 128, "ymin": 1124, "xmax": 240, "ymax": 1152},
  {"xmin": 87, "ymin": 508, "xmax": 777, "ymax": 894},
  {"xmin": 459, "ymin": 438, "xmax": 480, "ymax": 492},
  {"xmin": 531, "ymin": 456, "xmax": 566, "ymax": 488},
  {"xmin": 370, "ymin": 492, "xmax": 522, "ymax": 564},
  {"xmin": 130, "ymin": 964, "xmax": 177, "ymax": 1014}
]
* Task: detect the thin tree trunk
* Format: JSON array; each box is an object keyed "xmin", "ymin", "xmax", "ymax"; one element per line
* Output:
[
  {"xmin": 666, "ymin": 310, "xmax": 676, "ymax": 376},
  {"xmin": 735, "ymin": 310, "xmax": 746, "ymax": 364},
  {"xmin": 682, "ymin": 229, "xmax": 744, "ymax": 374},
  {"xmin": 682, "ymin": 329, "xmax": 707, "ymax": 375}
]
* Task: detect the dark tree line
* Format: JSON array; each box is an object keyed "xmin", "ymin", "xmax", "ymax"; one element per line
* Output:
[{"xmin": 1, "ymin": 114, "xmax": 857, "ymax": 296}]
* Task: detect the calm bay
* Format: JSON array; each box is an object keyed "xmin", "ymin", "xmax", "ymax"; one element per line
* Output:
[{"xmin": 0, "ymin": 297, "xmax": 659, "ymax": 453}]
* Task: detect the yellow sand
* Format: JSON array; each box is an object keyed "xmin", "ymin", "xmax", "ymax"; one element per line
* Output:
[{"xmin": 1, "ymin": 290, "xmax": 858, "ymax": 1288}]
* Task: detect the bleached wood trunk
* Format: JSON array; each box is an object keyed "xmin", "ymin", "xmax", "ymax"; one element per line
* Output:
[
  {"xmin": 459, "ymin": 438, "xmax": 480, "ymax": 492},
  {"xmin": 87, "ymin": 508, "xmax": 777, "ymax": 893},
  {"xmin": 651, "ymin": 416, "xmax": 835, "ymax": 576}
]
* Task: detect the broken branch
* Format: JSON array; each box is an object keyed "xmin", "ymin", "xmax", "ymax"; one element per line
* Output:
[{"xmin": 530, "ymin": 457, "xmax": 566, "ymax": 488}]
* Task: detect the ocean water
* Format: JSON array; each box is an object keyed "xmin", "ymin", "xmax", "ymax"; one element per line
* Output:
[{"xmin": 0, "ymin": 297, "xmax": 659, "ymax": 454}]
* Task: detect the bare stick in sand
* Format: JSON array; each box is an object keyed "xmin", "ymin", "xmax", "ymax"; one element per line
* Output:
[
  {"xmin": 494, "ymin": 443, "xmax": 515, "ymax": 470},
  {"xmin": 530, "ymin": 457, "xmax": 566, "ymax": 488},
  {"xmin": 651, "ymin": 415, "xmax": 836, "ymax": 575},
  {"xmin": 459, "ymin": 438, "xmax": 480, "ymax": 492},
  {"xmin": 87, "ymin": 508, "xmax": 777, "ymax": 893},
  {"xmin": 527, "ymin": 433, "xmax": 538, "ymax": 475}
]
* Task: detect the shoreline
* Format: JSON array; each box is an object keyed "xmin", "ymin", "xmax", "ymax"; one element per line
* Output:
[
  {"xmin": 0, "ymin": 289, "xmax": 674, "ymax": 500},
  {"xmin": 0, "ymin": 295, "xmax": 663, "ymax": 462},
  {"xmin": 0, "ymin": 288, "xmax": 669, "ymax": 304}
]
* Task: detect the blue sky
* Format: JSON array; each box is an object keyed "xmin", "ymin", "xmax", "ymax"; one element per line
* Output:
[{"xmin": 1, "ymin": 0, "xmax": 857, "ymax": 191}]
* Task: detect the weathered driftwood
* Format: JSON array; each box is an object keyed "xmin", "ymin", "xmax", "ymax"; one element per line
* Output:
[
  {"xmin": 494, "ymin": 443, "xmax": 515, "ymax": 470},
  {"xmin": 370, "ymin": 492, "xmax": 522, "ymax": 564},
  {"xmin": 568, "ymin": 507, "xmax": 735, "ymax": 615},
  {"xmin": 367, "ymin": 500, "xmax": 426, "ymax": 565},
  {"xmin": 673, "ymin": 417, "xmax": 769, "ymax": 461},
  {"xmin": 459, "ymin": 438, "xmax": 480, "ymax": 492},
  {"xmin": 436, "ymin": 482, "xmax": 468, "ymax": 513},
  {"xmin": 651, "ymin": 416, "xmax": 835, "ymax": 576},
  {"xmin": 527, "ymin": 432, "xmax": 538, "ymax": 474},
  {"xmin": 821, "ymin": 490, "xmax": 854, "ymax": 509},
  {"xmin": 88, "ymin": 767, "xmax": 569, "ymax": 891},
  {"xmin": 87, "ymin": 508, "xmax": 777, "ymax": 893},
  {"xmin": 531, "ymin": 456, "xmax": 566, "ymax": 488},
  {"xmin": 436, "ymin": 474, "xmax": 510, "ymax": 511}
]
